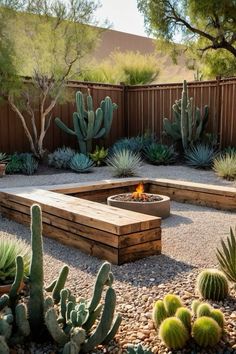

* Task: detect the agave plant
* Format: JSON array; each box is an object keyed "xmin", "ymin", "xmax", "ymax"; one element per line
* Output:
[
  {"xmin": 127, "ymin": 344, "xmax": 153, "ymax": 354},
  {"xmin": 106, "ymin": 149, "xmax": 142, "ymax": 177},
  {"xmin": 216, "ymin": 227, "xmax": 236, "ymax": 285},
  {"xmin": 213, "ymin": 153, "xmax": 236, "ymax": 180},
  {"xmin": 48, "ymin": 146, "xmax": 75, "ymax": 169},
  {"xmin": 111, "ymin": 136, "xmax": 144, "ymax": 153},
  {"xmin": 20, "ymin": 153, "xmax": 38, "ymax": 175},
  {"xmin": 185, "ymin": 144, "xmax": 217, "ymax": 168},
  {"xmin": 0, "ymin": 235, "xmax": 31, "ymax": 285},
  {"xmin": 69, "ymin": 153, "xmax": 94, "ymax": 173},
  {"xmin": 89, "ymin": 145, "xmax": 108, "ymax": 166},
  {"xmin": 0, "ymin": 152, "xmax": 9, "ymax": 164},
  {"xmin": 144, "ymin": 143, "xmax": 176, "ymax": 165},
  {"xmin": 222, "ymin": 146, "xmax": 236, "ymax": 156}
]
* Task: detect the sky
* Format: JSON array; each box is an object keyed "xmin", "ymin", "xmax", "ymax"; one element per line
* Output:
[{"xmin": 95, "ymin": 0, "xmax": 148, "ymax": 37}]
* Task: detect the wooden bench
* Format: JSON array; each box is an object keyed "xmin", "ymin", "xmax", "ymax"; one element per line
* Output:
[{"xmin": 0, "ymin": 188, "xmax": 161, "ymax": 265}]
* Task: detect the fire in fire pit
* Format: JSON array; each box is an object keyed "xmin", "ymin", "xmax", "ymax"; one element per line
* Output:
[{"xmin": 107, "ymin": 183, "xmax": 170, "ymax": 218}]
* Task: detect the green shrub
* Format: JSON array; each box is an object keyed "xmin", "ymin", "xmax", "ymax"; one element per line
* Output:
[
  {"xmin": 106, "ymin": 149, "xmax": 142, "ymax": 177},
  {"xmin": 192, "ymin": 316, "xmax": 222, "ymax": 347},
  {"xmin": 159, "ymin": 317, "xmax": 189, "ymax": 349},
  {"xmin": 69, "ymin": 153, "xmax": 94, "ymax": 173},
  {"xmin": 196, "ymin": 269, "xmax": 229, "ymax": 301},
  {"xmin": 216, "ymin": 227, "xmax": 236, "ymax": 284},
  {"xmin": 89, "ymin": 146, "xmax": 108, "ymax": 166},
  {"xmin": 163, "ymin": 294, "xmax": 182, "ymax": 316},
  {"xmin": 0, "ymin": 235, "xmax": 30, "ymax": 285},
  {"xmin": 185, "ymin": 144, "xmax": 217, "ymax": 168},
  {"xmin": 144, "ymin": 143, "xmax": 176, "ymax": 165},
  {"xmin": 213, "ymin": 153, "xmax": 236, "ymax": 180},
  {"xmin": 48, "ymin": 147, "xmax": 75, "ymax": 169}
]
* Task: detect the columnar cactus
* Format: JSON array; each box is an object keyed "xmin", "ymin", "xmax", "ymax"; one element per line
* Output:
[
  {"xmin": 0, "ymin": 336, "xmax": 9, "ymax": 354},
  {"xmin": 192, "ymin": 316, "xmax": 222, "ymax": 347},
  {"xmin": 55, "ymin": 90, "xmax": 118, "ymax": 154},
  {"xmin": 28, "ymin": 204, "xmax": 45, "ymax": 337},
  {"xmin": 196, "ymin": 269, "xmax": 229, "ymax": 301},
  {"xmin": 159, "ymin": 317, "xmax": 189, "ymax": 349}
]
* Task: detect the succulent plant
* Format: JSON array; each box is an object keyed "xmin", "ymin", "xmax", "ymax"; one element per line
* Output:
[
  {"xmin": 69, "ymin": 153, "xmax": 94, "ymax": 173},
  {"xmin": 159, "ymin": 317, "xmax": 189, "ymax": 349},
  {"xmin": 213, "ymin": 153, "xmax": 236, "ymax": 180},
  {"xmin": 48, "ymin": 147, "xmax": 75, "ymax": 169},
  {"xmin": 152, "ymin": 300, "xmax": 168, "ymax": 328},
  {"xmin": 196, "ymin": 269, "xmax": 229, "ymax": 301},
  {"xmin": 175, "ymin": 307, "xmax": 192, "ymax": 331},
  {"xmin": 127, "ymin": 344, "xmax": 153, "ymax": 354},
  {"xmin": 163, "ymin": 294, "xmax": 182, "ymax": 316},
  {"xmin": 191, "ymin": 300, "xmax": 201, "ymax": 315},
  {"xmin": 0, "ymin": 153, "xmax": 9, "ymax": 165},
  {"xmin": 19, "ymin": 153, "xmax": 38, "ymax": 175},
  {"xmin": 192, "ymin": 316, "xmax": 222, "ymax": 347},
  {"xmin": 106, "ymin": 149, "xmax": 142, "ymax": 177},
  {"xmin": 89, "ymin": 145, "xmax": 108, "ymax": 166},
  {"xmin": 111, "ymin": 136, "xmax": 144, "ymax": 153},
  {"xmin": 5, "ymin": 154, "xmax": 23, "ymax": 174},
  {"xmin": 210, "ymin": 309, "xmax": 225, "ymax": 329},
  {"xmin": 0, "ymin": 235, "xmax": 30, "ymax": 285},
  {"xmin": 216, "ymin": 227, "xmax": 236, "ymax": 284},
  {"xmin": 143, "ymin": 143, "xmax": 176, "ymax": 165},
  {"xmin": 185, "ymin": 143, "xmax": 217, "ymax": 168},
  {"xmin": 196, "ymin": 303, "xmax": 212, "ymax": 318},
  {"xmin": 222, "ymin": 146, "xmax": 236, "ymax": 156},
  {"xmin": 55, "ymin": 90, "xmax": 117, "ymax": 154}
]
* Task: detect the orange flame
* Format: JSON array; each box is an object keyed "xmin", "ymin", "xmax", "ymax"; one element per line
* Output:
[{"xmin": 132, "ymin": 183, "xmax": 147, "ymax": 201}]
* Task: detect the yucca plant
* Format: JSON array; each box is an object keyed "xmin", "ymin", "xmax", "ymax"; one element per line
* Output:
[
  {"xmin": 89, "ymin": 146, "xmax": 108, "ymax": 166},
  {"xmin": 0, "ymin": 153, "xmax": 9, "ymax": 164},
  {"xmin": 48, "ymin": 146, "xmax": 75, "ymax": 169},
  {"xmin": 0, "ymin": 235, "xmax": 31, "ymax": 285},
  {"xmin": 144, "ymin": 143, "xmax": 176, "ymax": 165},
  {"xmin": 222, "ymin": 146, "xmax": 236, "ymax": 156},
  {"xmin": 213, "ymin": 153, "xmax": 236, "ymax": 180},
  {"xmin": 216, "ymin": 227, "xmax": 236, "ymax": 286},
  {"xmin": 185, "ymin": 144, "xmax": 217, "ymax": 168},
  {"xmin": 106, "ymin": 149, "xmax": 142, "ymax": 177},
  {"xmin": 69, "ymin": 153, "xmax": 94, "ymax": 173}
]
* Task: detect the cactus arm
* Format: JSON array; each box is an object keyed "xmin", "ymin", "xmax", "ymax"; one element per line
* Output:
[
  {"xmin": 15, "ymin": 303, "xmax": 30, "ymax": 337},
  {"xmin": 82, "ymin": 304, "xmax": 103, "ymax": 332},
  {"xmin": 94, "ymin": 127, "xmax": 106, "ymax": 139},
  {"xmin": 63, "ymin": 341, "xmax": 79, "ymax": 354},
  {"xmin": 45, "ymin": 307, "xmax": 69, "ymax": 345},
  {"xmin": 101, "ymin": 97, "xmax": 116, "ymax": 138},
  {"xmin": 0, "ymin": 336, "xmax": 9, "ymax": 354},
  {"xmin": 81, "ymin": 287, "xmax": 117, "ymax": 353},
  {"xmin": 52, "ymin": 265, "xmax": 69, "ymax": 304},
  {"xmin": 28, "ymin": 204, "xmax": 44, "ymax": 336},
  {"xmin": 0, "ymin": 319, "xmax": 12, "ymax": 340},
  {"xmin": 55, "ymin": 118, "xmax": 76, "ymax": 136},
  {"xmin": 0, "ymin": 295, "xmax": 9, "ymax": 311},
  {"xmin": 93, "ymin": 108, "xmax": 103, "ymax": 136},
  {"xmin": 87, "ymin": 93, "xmax": 93, "ymax": 112},
  {"xmin": 86, "ymin": 111, "xmax": 95, "ymax": 140},
  {"xmin": 45, "ymin": 279, "xmax": 57, "ymax": 292},
  {"xmin": 76, "ymin": 91, "xmax": 85, "ymax": 117},
  {"xmin": 44, "ymin": 296, "xmax": 54, "ymax": 313},
  {"xmin": 8, "ymin": 256, "xmax": 24, "ymax": 306},
  {"xmin": 102, "ymin": 313, "xmax": 122, "ymax": 344},
  {"xmin": 187, "ymin": 98, "xmax": 193, "ymax": 142},
  {"xmin": 163, "ymin": 119, "xmax": 181, "ymax": 141}
]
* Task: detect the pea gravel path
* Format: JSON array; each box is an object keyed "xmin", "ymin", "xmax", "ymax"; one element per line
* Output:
[{"xmin": 0, "ymin": 165, "xmax": 236, "ymax": 353}]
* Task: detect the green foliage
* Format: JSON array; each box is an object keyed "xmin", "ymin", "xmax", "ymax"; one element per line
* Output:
[
  {"xmin": 5, "ymin": 154, "xmax": 23, "ymax": 174},
  {"xmin": 216, "ymin": 227, "xmax": 236, "ymax": 284},
  {"xmin": 163, "ymin": 81, "xmax": 209, "ymax": 150},
  {"xmin": 152, "ymin": 300, "xmax": 168, "ymax": 328},
  {"xmin": 0, "ymin": 235, "xmax": 30, "ymax": 285},
  {"xmin": 106, "ymin": 149, "xmax": 142, "ymax": 177},
  {"xmin": 5, "ymin": 153, "xmax": 38, "ymax": 175},
  {"xmin": 127, "ymin": 344, "xmax": 153, "ymax": 354},
  {"xmin": 163, "ymin": 294, "xmax": 182, "ymax": 316},
  {"xmin": 55, "ymin": 90, "xmax": 117, "ymax": 154},
  {"xmin": 196, "ymin": 269, "xmax": 229, "ymax": 301},
  {"xmin": 185, "ymin": 144, "xmax": 217, "ymax": 168},
  {"xmin": 213, "ymin": 153, "xmax": 236, "ymax": 180},
  {"xmin": 0, "ymin": 153, "xmax": 9, "ymax": 164},
  {"xmin": 144, "ymin": 143, "xmax": 176, "ymax": 165},
  {"xmin": 69, "ymin": 153, "xmax": 94, "ymax": 173},
  {"xmin": 192, "ymin": 316, "xmax": 222, "ymax": 347},
  {"xmin": 159, "ymin": 317, "xmax": 189, "ymax": 349},
  {"xmin": 89, "ymin": 146, "xmax": 108, "ymax": 166},
  {"xmin": 48, "ymin": 147, "xmax": 75, "ymax": 169}
]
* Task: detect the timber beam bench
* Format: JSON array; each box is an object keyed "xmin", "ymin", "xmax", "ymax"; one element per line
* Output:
[{"xmin": 0, "ymin": 178, "xmax": 235, "ymax": 265}]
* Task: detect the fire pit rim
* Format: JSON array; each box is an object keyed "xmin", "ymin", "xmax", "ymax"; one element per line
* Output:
[{"xmin": 107, "ymin": 193, "xmax": 170, "ymax": 205}]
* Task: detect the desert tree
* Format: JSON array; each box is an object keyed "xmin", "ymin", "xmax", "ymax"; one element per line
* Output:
[{"xmin": 0, "ymin": 0, "xmax": 103, "ymax": 158}]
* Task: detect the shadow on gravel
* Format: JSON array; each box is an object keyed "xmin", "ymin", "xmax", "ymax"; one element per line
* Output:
[{"xmin": 163, "ymin": 212, "xmax": 193, "ymax": 227}]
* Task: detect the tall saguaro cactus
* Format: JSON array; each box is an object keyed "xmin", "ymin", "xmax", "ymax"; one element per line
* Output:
[
  {"xmin": 55, "ymin": 90, "xmax": 118, "ymax": 154},
  {"xmin": 28, "ymin": 204, "xmax": 45, "ymax": 337}
]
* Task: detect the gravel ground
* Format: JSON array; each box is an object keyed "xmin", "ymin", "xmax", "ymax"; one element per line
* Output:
[
  {"xmin": 0, "ymin": 163, "xmax": 235, "ymax": 189},
  {"xmin": 0, "ymin": 166, "xmax": 235, "ymax": 353}
]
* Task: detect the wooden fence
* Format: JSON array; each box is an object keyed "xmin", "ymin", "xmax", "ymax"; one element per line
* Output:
[{"xmin": 0, "ymin": 77, "xmax": 235, "ymax": 154}]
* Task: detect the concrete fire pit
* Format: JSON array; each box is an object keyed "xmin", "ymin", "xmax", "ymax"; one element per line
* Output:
[{"xmin": 107, "ymin": 193, "xmax": 170, "ymax": 218}]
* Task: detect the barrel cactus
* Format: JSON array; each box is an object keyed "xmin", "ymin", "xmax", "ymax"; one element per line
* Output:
[
  {"xmin": 192, "ymin": 316, "xmax": 222, "ymax": 347},
  {"xmin": 210, "ymin": 309, "xmax": 225, "ymax": 329},
  {"xmin": 196, "ymin": 269, "xmax": 229, "ymax": 301},
  {"xmin": 152, "ymin": 300, "xmax": 167, "ymax": 328},
  {"xmin": 163, "ymin": 294, "xmax": 182, "ymax": 316},
  {"xmin": 159, "ymin": 317, "xmax": 189, "ymax": 349},
  {"xmin": 196, "ymin": 303, "xmax": 212, "ymax": 318},
  {"xmin": 191, "ymin": 300, "xmax": 201, "ymax": 315},
  {"xmin": 175, "ymin": 307, "xmax": 192, "ymax": 331}
]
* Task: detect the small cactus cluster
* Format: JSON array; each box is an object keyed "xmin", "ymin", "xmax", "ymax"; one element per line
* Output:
[
  {"xmin": 196, "ymin": 269, "xmax": 229, "ymax": 301},
  {"xmin": 0, "ymin": 205, "xmax": 121, "ymax": 353},
  {"xmin": 153, "ymin": 294, "xmax": 224, "ymax": 349}
]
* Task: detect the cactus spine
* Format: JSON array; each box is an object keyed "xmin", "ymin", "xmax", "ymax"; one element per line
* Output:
[
  {"xmin": 159, "ymin": 317, "xmax": 189, "ymax": 349},
  {"xmin": 28, "ymin": 204, "xmax": 44, "ymax": 337},
  {"xmin": 192, "ymin": 316, "xmax": 222, "ymax": 347},
  {"xmin": 196, "ymin": 269, "xmax": 229, "ymax": 301},
  {"xmin": 55, "ymin": 90, "xmax": 118, "ymax": 154}
]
